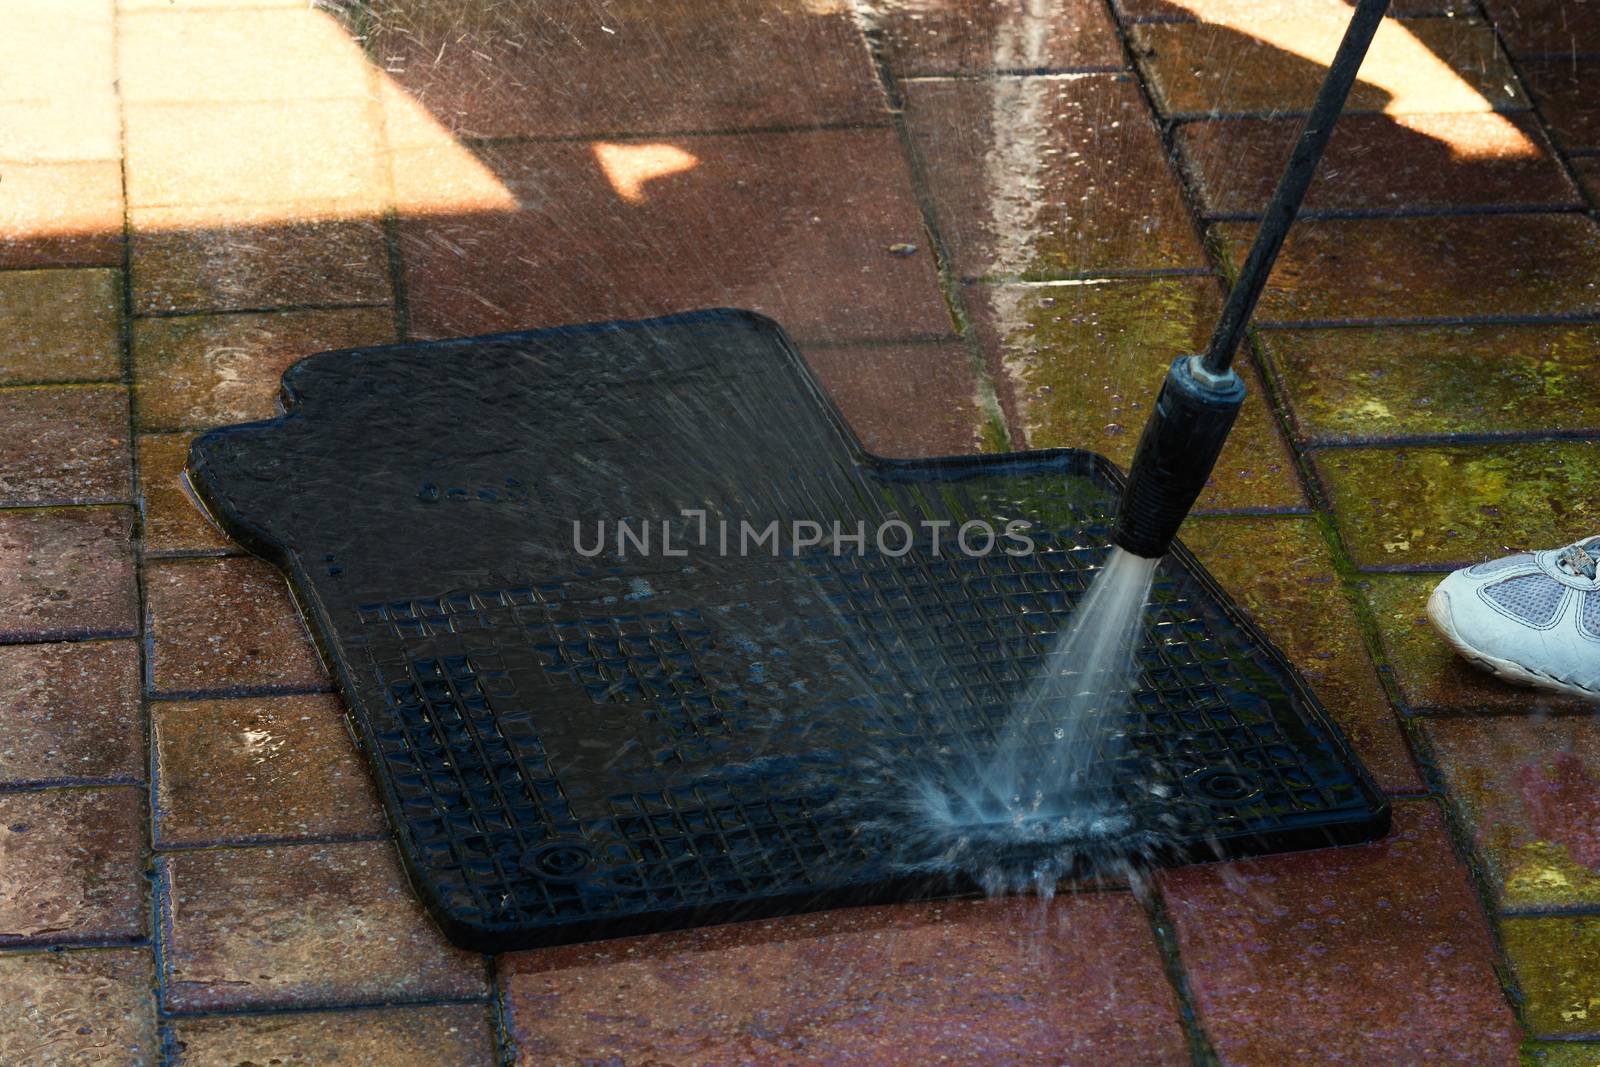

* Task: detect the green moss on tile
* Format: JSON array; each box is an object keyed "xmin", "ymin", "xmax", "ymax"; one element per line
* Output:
[
  {"xmin": 1504, "ymin": 917, "xmax": 1600, "ymax": 1038},
  {"xmin": 1522, "ymin": 1039, "xmax": 1600, "ymax": 1066}
]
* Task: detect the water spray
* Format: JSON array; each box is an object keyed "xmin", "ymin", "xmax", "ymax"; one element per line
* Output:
[{"xmin": 1112, "ymin": 0, "xmax": 1391, "ymax": 559}]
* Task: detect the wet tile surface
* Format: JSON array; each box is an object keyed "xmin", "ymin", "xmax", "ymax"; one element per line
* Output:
[
  {"xmin": 904, "ymin": 75, "xmax": 1205, "ymax": 279},
  {"xmin": 0, "ymin": 788, "xmax": 145, "ymax": 946},
  {"xmin": 1214, "ymin": 214, "xmax": 1600, "ymax": 324},
  {"xmin": 145, "ymin": 556, "xmax": 329, "ymax": 696},
  {"xmin": 136, "ymin": 434, "xmax": 233, "ymax": 555},
  {"xmin": 164, "ymin": 1003, "xmax": 497, "ymax": 1067},
  {"xmin": 401, "ymin": 130, "xmax": 950, "ymax": 344},
  {"xmin": 366, "ymin": 0, "xmax": 886, "ymax": 139},
  {"xmin": 1314, "ymin": 442, "xmax": 1600, "ymax": 569},
  {"xmin": 1260, "ymin": 324, "xmax": 1600, "ymax": 444},
  {"xmin": 0, "ymin": 948, "xmax": 157, "ymax": 1066},
  {"xmin": 1184, "ymin": 516, "xmax": 1420, "ymax": 793},
  {"xmin": 1522, "ymin": 1040, "xmax": 1600, "ymax": 1067},
  {"xmin": 1502, "ymin": 916, "xmax": 1600, "ymax": 1038},
  {"xmin": 1518, "ymin": 59, "xmax": 1600, "ymax": 153},
  {"xmin": 0, "ymin": 640, "xmax": 142, "ymax": 785},
  {"xmin": 1161, "ymin": 802, "xmax": 1522, "ymax": 1065},
  {"xmin": 0, "ymin": 269, "xmax": 123, "ymax": 385},
  {"xmin": 869, "ymin": 0, "xmax": 1126, "ymax": 75},
  {"xmin": 502, "ymin": 894, "xmax": 1188, "ymax": 1064},
  {"xmin": 1479, "ymin": 0, "xmax": 1600, "ymax": 57},
  {"xmin": 0, "ymin": 506, "xmax": 136, "ymax": 642},
  {"xmin": 132, "ymin": 308, "xmax": 396, "ymax": 431},
  {"xmin": 153, "ymin": 693, "xmax": 384, "ymax": 846},
  {"xmin": 1361, "ymin": 573, "xmax": 1596, "ymax": 716},
  {"xmin": 1116, "ymin": 0, "xmax": 1478, "ymax": 16},
  {"xmin": 0, "ymin": 161, "xmax": 124, "ymax": 269},
  {"xmin": 1132, "ymin": 17, "xmax": 1524, "ymax": 118},
  {"xmin": 1176, "ymin": 113, "xmax": 1577, "ymax": 217},
  {"xmin": 159, "ymin": 840, "xmax": 489, "ymax": 1011},
  {"xmin": 1426, "ymin": 715, "xmax": 1600, "ymax": 911},
  {"xmin": 967, "ymin": 278, "xmax": 1304, "ymax": 511},
  {"xmin": 801, "ymin": 342, "xmax": 986, "ymax": 457},
  {"xmin": 0, "ymin": 386, "xmax": 130, "ymax": 506},
  {"xmin": 130, "ymin": 212, "xmax": 391, "ymax": 315}
]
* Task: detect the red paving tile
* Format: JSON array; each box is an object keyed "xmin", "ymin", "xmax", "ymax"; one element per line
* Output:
[
  {"xmin": 129, "ymin": 211, "xmax": 392, "ymax": 314},
  {"xmin": 1116, "ymin": 0, "xmax": 1476, "ymax": 16},
  {"xmin": 400, "ymin": 130, "xmax": 951, "ymax": 344},
  {"xmin": 1426, "ymin": 715, "xmax": 1600, "ymax": 911},
  {"xmin": 965, "ymin": 278, "xmax": 1304, "ymax": 512},
  {"xmin": 366, "ymin": 0, "xmax": 886, "ymax": 139},
  {"xmin": 159, "ymin": 840, "xmax": 489, "ymax": 1011},
  {"xmin": 1161, "ymin": 802, "xmax": 1522, "ymax": 1065},
  {"xmin": 1176, "ymin": 113, "xmax": 1578, "ymax": 216},
  {"xmin": 1480, "ymin": 0, "xmax": 1600, "ymax": 56},
  {"xmin": 0, "ymin": 160, "xmax": 123, "ymax": 269},
  {"xmin": 164, "ymin": 1003, "xmax": 498, "ymax": 1067},
  {"xmin": 0, "ymin": 385, "xmax": 130, "ymax": 507},
  {"xmin": 0, "ymin": 787, "xmax": 145, "ymax": 947},
  {"xmin": 1132, "ymin": 17, "xmax": 1525, "ymax": 118},
  {"xmin": 0, "ymin": 948, "xmax": 158, "ymax": 1065},
  {"xmin": 903, "ymin": 74, "xmax": 1205, "ymax": 279},
  {"xmin": 0, "ymin": 506, "xmax": 136, "ymax": 642},
  {"xmin": 145, "ymin": 556, "xmax": 329, "ymax": 696},
  {"xmin": 0, "ymin": 640, "xmax": 142, "ymax": 786},
  {"xmin": 153, "ymin": 693, "xmax": 385, "ymax": 846},
  {"xmin": 1576, "ymin": 158, "xmax": 1600, "ymax": 204},
  {"xmin": 1518, "ymin": 59, "xmax": 1600, "ymax": 153},
  {"xmin": 0, "ymin": 268, "xmax": 123, "ymax": 385},
  {"xmin": 870, "ymin": 0, "xmax": 1126, "ymax": 75},
  {"xmin": 136, "ymin": 434, "xmax": 234, "ymax": 555},
  {"xmin": 502, "ymin": 893, "xmax": 1189, "ymax": 1065},
  {"xmin": 1183, "ymin": 516, "xmax": 1421, "ymax": 794},
  {"xmin": 800, "ymin": 342, "xmax": 986, "ymax": 456},
  {"xmin": 1213, "ymin": 214, "xmax": 1600, "ymax": 324}
]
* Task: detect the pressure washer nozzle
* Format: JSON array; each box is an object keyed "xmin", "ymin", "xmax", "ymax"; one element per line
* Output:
[{"xmin": 1111, "ymin": 356, "xmax": 1247, "ymax": 560}]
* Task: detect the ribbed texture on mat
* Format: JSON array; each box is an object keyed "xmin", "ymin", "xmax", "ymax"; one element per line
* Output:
[
  {"xmin": 1469, "ymin": 553, "xmax": 1534, "ymax": 576},
  {"xmin": 1484, "ymin": 575, "xmax": 1565, "ymax": 626}
]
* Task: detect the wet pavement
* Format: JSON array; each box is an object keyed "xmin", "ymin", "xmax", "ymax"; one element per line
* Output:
[{"xmin": 0, "ymin": 0, "xmax": 1596, "ymax": 1062}]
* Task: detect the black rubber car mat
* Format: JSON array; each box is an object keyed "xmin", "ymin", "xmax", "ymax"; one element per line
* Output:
[{"xmin": 186, "ymin": 308, "xmax": 1389, "ymax": 951}]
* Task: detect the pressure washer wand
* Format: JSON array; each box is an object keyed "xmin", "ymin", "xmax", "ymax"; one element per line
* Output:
[{"xmin": 1111, "ymin": 0, "xmax": 1391, "ymax": 559}]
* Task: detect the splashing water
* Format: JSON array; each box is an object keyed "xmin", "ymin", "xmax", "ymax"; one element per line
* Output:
[{"xmin": 910, "ymin": 546, "xmax": 1159, "ymax": 886}]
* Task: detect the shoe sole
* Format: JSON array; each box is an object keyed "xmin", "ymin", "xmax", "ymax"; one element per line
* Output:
[{"xmin": 1426, "ymin": 586, "xmax": 1600, "ymax": 703}]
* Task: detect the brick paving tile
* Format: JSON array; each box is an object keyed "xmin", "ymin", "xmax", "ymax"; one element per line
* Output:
[
  {"xmin": 1116, "ymin": 0, "xmax": 1476, "ymax": 17},
  {"xmin": 0, "ymin": 506, "xmax": 136, "ymax": 643},
  {"xmin": 0, "ymin": 269, "xmax": 122, "ymax": 385},
  {"xmin": 0, "ymin": 386, "xmax": 130, "ymax": 507},
  {"xmin": 1313, "ymin": 442, "xmax": 1600, "ymax": 570},
  {"xmin": 132, "ymin": 307, "xmax": 396, "ymax": 431},
  {"xmin": 0, "ymin": 640, "xmax": 142, "ymax": 785},
  {"xmin": 163, "ymin": 1003, "xmax": 497, "ymax": 1067},
  {"xmin": 0, "ymin": 161, "xmax": 124, "ymax": 269},
  {"xmin": 159, "ymin": 840, "xmax": 489, "ymax": 1012},
  {"xmin": 0, "ymin": 98, "xmax": 120, "ymax": 164},
  {"xmin": 1213, "ymin": 214, "xmax": 1600, "ymax": 324},
  {"xmin": 1361, "ymin": 573, "xmax": 1596, "ymax": 715},
  {"xmin": 800, "ymin": 342, "xmax": 986, "ymax": 457},
  {"xmin": 870, "ymin": 0, "xmax": 1125, "ymax": 75},
  {"xmin": 1575, "ymin": 158, "xmax": 1600, "ymax": 204},
  {"xmin": 130, "ymin": 210, "xmax": 392, "ymax": 315},
  {"xmin": 903, "ymin": 75, "xmax": 1205, "ymax": 280},
  {"xmin": 136, "ymin": 434, "xmax": 233, "ymax": 555},
  {"xmin": 0, "ymin": 0, "xmax": 113, "ymax": 102},
  {"xmin": 1176, "ymin": 113, "xmax": 1577, "ymax": 217},
  {"xmin": 145, "ymin": 556, "xmax": 329, "ymax": 696},
  {"xmin": 502, "ymin": 893, "xmax": 1188, "ymax": 1064},
  {"xmin": 1479, "ymin": 0, "xmax": 1600, "ymax": 57},
  {"xmin": 967, "ymin": 279, "xmax": 1304, "ymax": 511},
  {"xmin": 153, "ymin": 693, "xmax": 385, "ymax": 846},
  {"xmin": 400, "ymin": 130, "xmax": 950, "ymax": 344},
  {"xmin": 1161, "ymin": 801, "xmax": 1522, "ymax": 1065},
  {"xmin": 1523, "ymin": 1041, "xmax": 1600, "ymax": 1066},
  {"xmin": 0, "ymin": 948, "xmax": 157, "ymax": 1066},
  {"xmin": 1132, "ymin": 18, "xmax": 1525, "ymax": 118},
  {"xmin": 1503, "ymin": 916, "xmax": 1600, "ymax": 1039},
  {"xmin": 365, "ymin": 0, "xmax": 885, "ymax": 140},
  {"xmin": 1259, "ymin": 324, "xmax": 1600, "ymax": 444},
  {"xmin": 1183, "ymin": 516, "xmax": 1421, "ymax": 793},
  {"xmin": 1518, "ymin": 59, "xmax": 1600, "ymax": 153},
  {"xmin": 0, "ymin": 787, "xmax": 145, "ymax": 947},
  {"xmin": 1426, "ymin": 715, "xmax": 1600, "ymax": 911}
]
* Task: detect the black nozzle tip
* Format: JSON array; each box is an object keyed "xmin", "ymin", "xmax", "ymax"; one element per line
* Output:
[{"xmin": 1112, "ymin": 357, "xmax": 1247, "ymax": 560}]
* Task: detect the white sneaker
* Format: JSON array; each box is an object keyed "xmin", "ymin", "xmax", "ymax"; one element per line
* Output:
[{"xmin": 1427, "ymin": 536, "xmax": 1600, "ymax": 702}]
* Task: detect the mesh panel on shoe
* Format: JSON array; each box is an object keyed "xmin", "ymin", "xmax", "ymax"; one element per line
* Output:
[
  {"xmin": 1584, "ymin": 592, "xmax": 1600, "ymax": 640},
  {"xmin": 1483, "ymin": 574, "xmax": 1566, "ymax": 626},
  {"xmin": 1468, "ymin": 553, "xmax": 1535, "ymax": 576}
]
